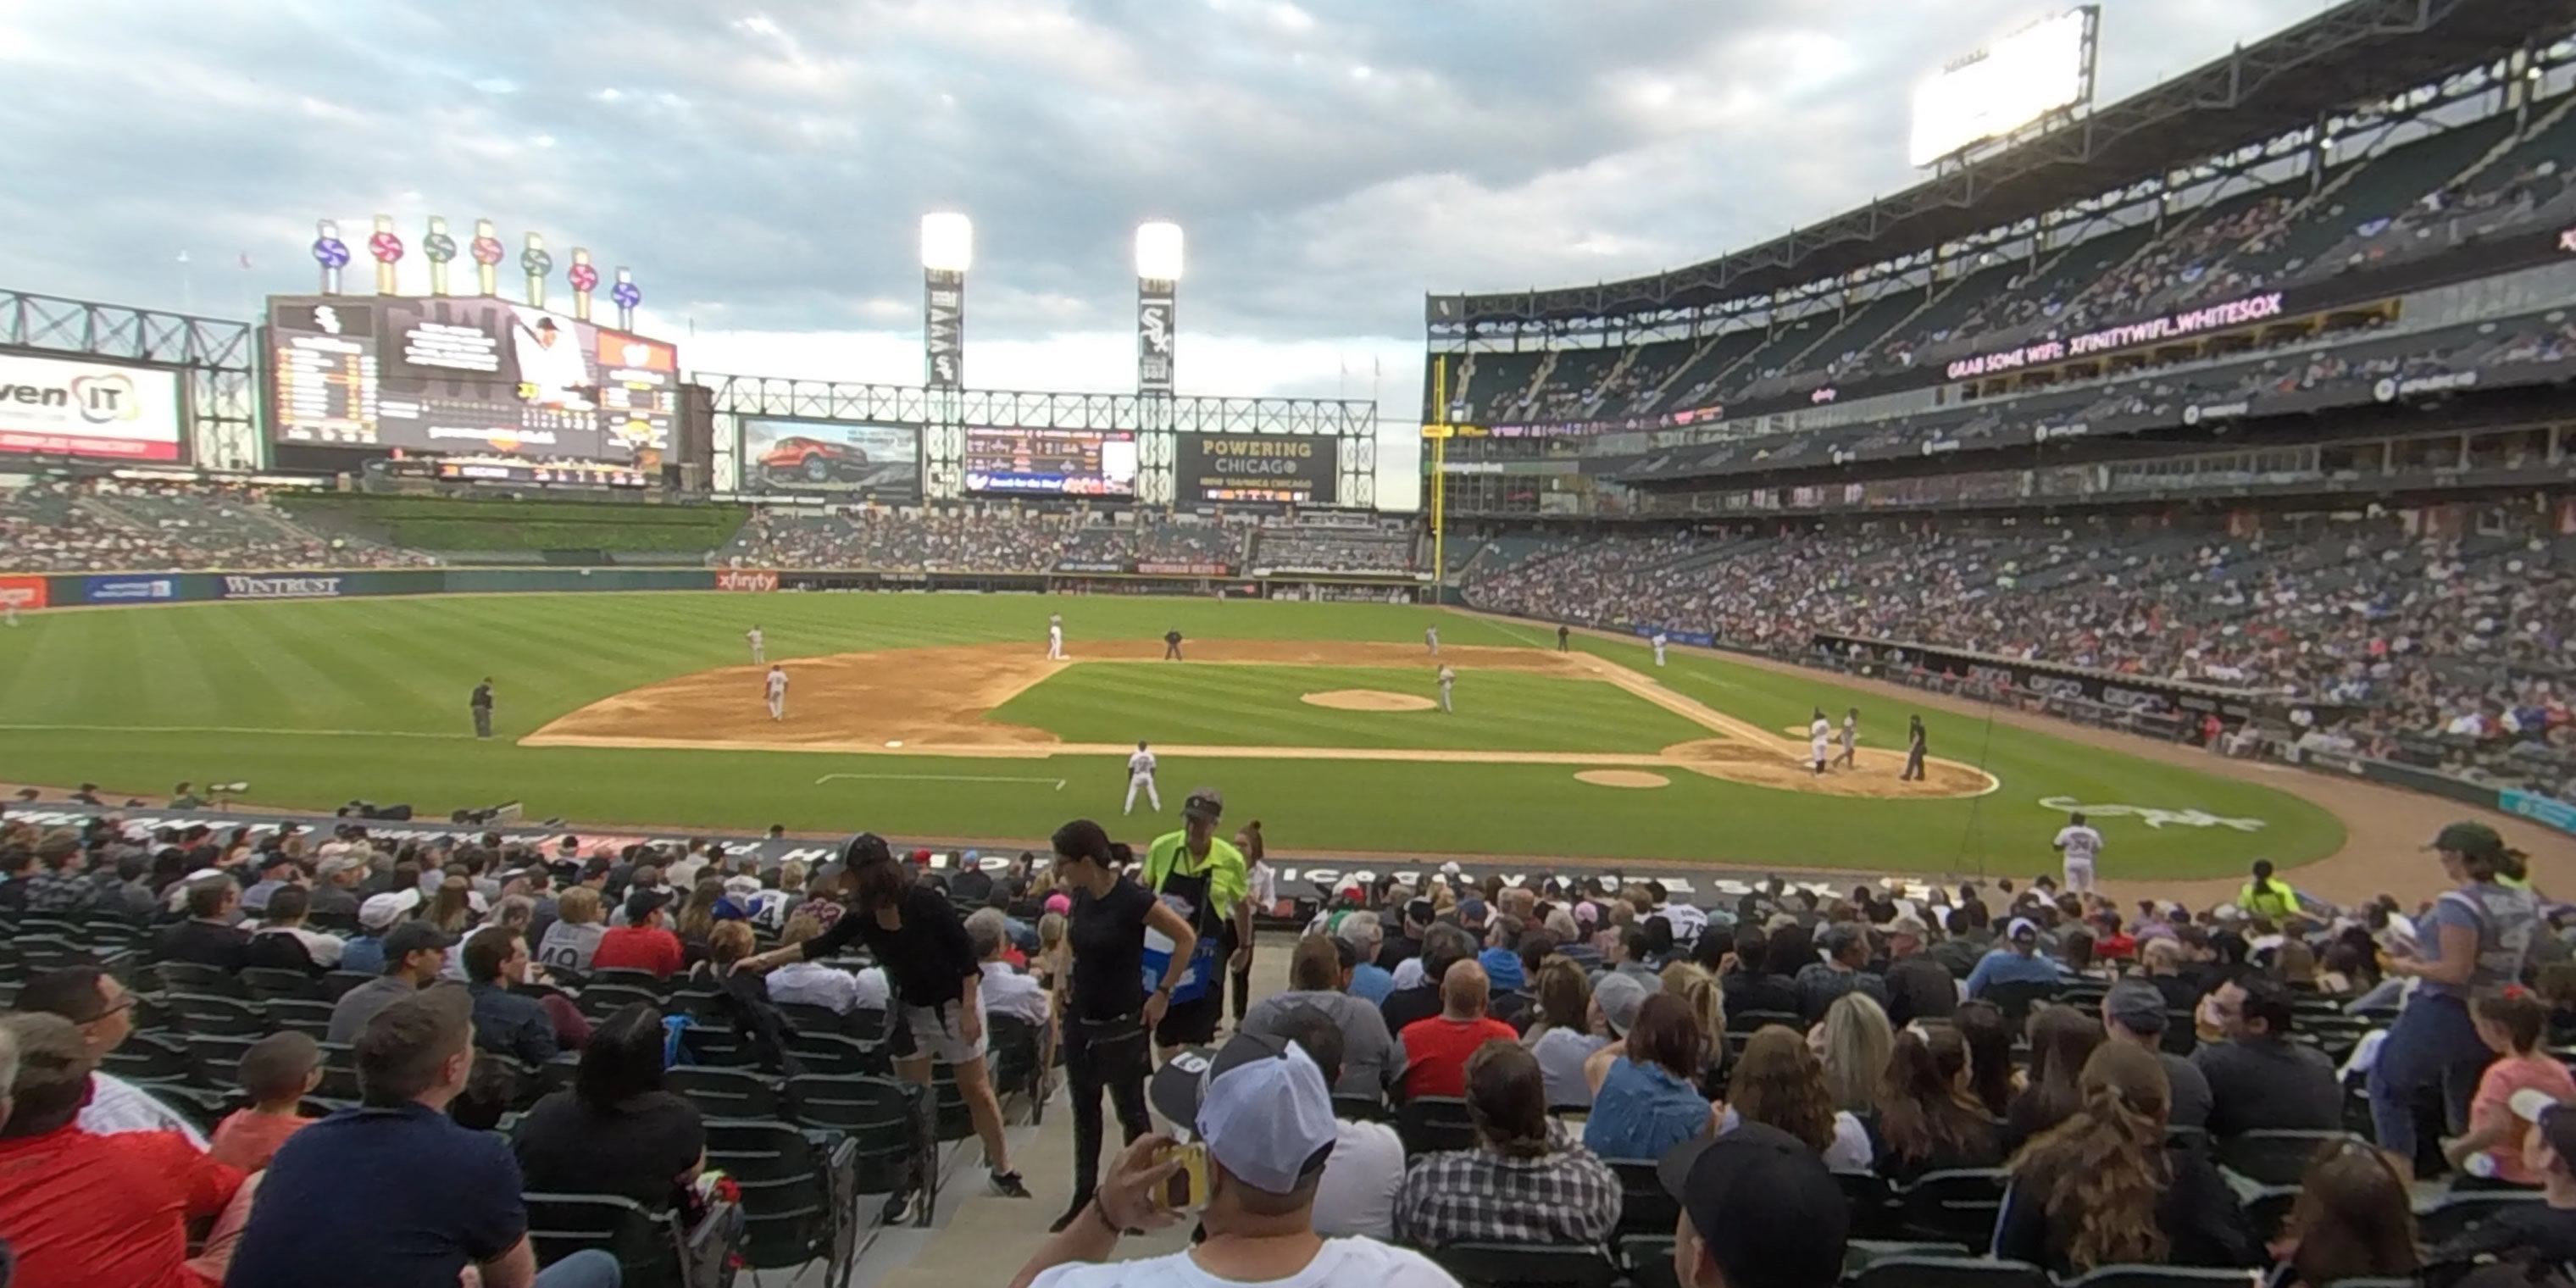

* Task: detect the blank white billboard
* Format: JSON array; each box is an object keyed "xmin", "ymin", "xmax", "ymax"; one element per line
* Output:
[{"xmin": 1909, "ymin": 8, "xmax": 2096, "ymax": 167}]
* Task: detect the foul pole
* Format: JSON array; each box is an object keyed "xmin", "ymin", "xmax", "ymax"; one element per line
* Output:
[{"xmin": 1429, "ymin": 355, "xmax": 1449, "ymax": 601}]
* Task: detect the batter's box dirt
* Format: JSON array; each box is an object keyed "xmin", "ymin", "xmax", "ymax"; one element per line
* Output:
[{"xmin": 523, "ymin": 640, "xmax": 1998, "ymax": 801}]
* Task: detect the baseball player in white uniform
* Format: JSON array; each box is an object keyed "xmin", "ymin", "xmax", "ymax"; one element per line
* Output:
[
  {"xmin": 1123, "ymin": 740, "xmax": 1160, "ymax": 813},
  {"xmin": 2054, "ymin": 811, "xmax": 2104, "ymax": 892},
  {"xmin": 1809, "ymin": 708, "xmax": 1831, "ymax": 775},
  {"xmin": 1652, "ymin": 632, "xmax": 1668, "ymax": 667},
  {"xmin": 747, "ymin": 625, "xmax": 764, "ymax": 663},
  {"xmin": 1425, "ymin": 625, "xmax": 1440, "ymax": 656},
  {"xmin": 763, "ymin": 664, "xmax": 788, "ymax": 721},
  {"xmin": 1837, "ymin": 708, "xmax": 1859, "ymax": 769},
  {"xmin": 1046, "ymin": 613, "xmax": 1065, "ymax": 660},
  {"xmin": 1437, "ymin": 664, "xmax": 1457, "ymax": 713}
]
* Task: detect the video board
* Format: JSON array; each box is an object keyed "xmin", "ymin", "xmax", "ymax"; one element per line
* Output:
[
  {"xmin": 266, "ymin": 295, "xmax": 678, "ymax": 467},
  {"xmin": 1908, "ymin": 8, "xmax": 2096, "ymax": 167},
  {"xmin": 1176, "ymin": 433, "xmax": 1338, "ymax": 504},
  {"xmin": 964, "ymin": 427, "xmax": 1137, "ymax": 497},
  {"xmin": 0, "ymin": 353, "xmax": 188, "ymax": 463},
  {"xmin": 741, "ymin": 419, "xmax": 922, "ymax": 501}
]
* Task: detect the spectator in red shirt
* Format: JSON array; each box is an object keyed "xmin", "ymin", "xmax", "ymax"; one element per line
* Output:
[
  {"xmin": 0, "ymin": 1013, "xmax": 253, "ymax": 1288},
  {"xmin": 2090, "ymin": 911, "xmax": 2138, "ymax": 963},
  {"xmin": 208, "ymin": 1033, "xmax": 320, "ymax": 1173},
  {"xmin": 591, "ymin": 889, "xmax": 686, "ymax": 979},
  {"xmin": 1397, "ymin": 959, "xmax": 1518, "ymax": 1100}
]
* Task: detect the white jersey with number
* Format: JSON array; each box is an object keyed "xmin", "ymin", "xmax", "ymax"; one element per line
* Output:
[
  {"xmin": 1128, "ymin": 749, "xmax": 1157, "ymax": 780},
  {"xmin": 747, "ymin": 629, "xmax": 763, "ymax": 650},
  {"xmin": 2055, "ymin": 825, "xmax": 2103, "ymax": 864},
  {"xmin": 766, "ymin": 671, "xmax": 788, "ymax": 699}
]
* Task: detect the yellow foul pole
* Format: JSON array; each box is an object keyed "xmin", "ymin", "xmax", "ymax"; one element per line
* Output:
[{"xmin": 1430, "ymin": 356, "xmax": 1448, "ymax": 602}]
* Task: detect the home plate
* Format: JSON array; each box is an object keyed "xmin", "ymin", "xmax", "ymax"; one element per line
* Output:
[{"xmin": 886, "ymin": 740, "xmax": 903, "ymax": 748}]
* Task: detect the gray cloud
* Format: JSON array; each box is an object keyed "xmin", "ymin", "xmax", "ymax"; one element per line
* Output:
[{"xmin": 0, "ymin": 0, "xmax": 2329, "ymax": 345}]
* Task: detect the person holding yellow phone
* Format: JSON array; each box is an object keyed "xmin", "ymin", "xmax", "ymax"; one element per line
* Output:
[{"xmin": 1009, "ymin": 1031, "xmax": 1460, "ymax": 1288}]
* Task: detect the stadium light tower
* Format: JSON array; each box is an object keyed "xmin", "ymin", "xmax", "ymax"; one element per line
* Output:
[
  {"xmin": 921, "ymin": 212, "xmax": 972, "ymax": 390},
  {"xmin": 1135, "ymin": 220, "xmax": 1181, "ymax": 396}
]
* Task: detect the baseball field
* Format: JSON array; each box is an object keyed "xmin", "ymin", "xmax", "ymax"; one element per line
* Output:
[{"xmin": 0, "ymin": 591, "xmax": 2346, "ymax": 877}]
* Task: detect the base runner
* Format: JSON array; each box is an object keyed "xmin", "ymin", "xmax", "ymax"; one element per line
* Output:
[
  {"xmin": 2054, "ymin": 811, "xmax": 2104, "ymax": 892},
  {"xmin": 1124, "ymin": 741, "xmax": 1160, "ymax": 814},
  {"xmin": 764, "ymin": 664, "xmax": 789, "ymax": 721},
  {"xmin": 747, "ymin": 625, "xmax": 764, "ymax": 663},
  {"xmin": 1808, "ymin": 707, "xmax": 1830, "ymax": 775},
  {"xmin": 1046, "ymin": 613, "xmax": 1065, "ymax": 660},
  {"xmin": 1652, "ymin": 632, "xmax": 1668, "ymax": 667}
]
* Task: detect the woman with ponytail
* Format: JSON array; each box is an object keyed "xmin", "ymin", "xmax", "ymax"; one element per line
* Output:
[
  {"xmin": 2371, "ymin": 821, "xmax": 2541, "ymax": 1160},
  {"xmin": 1045, "ymin": 818, "xmax": 1198, "ymax": 1233},
  {"xmin": 1872, "ymin": 1024, "xmax": 2003, "ymax": 1184},
  {"xmin": 1996, "ymin": 1042, "xmax": 2258, "ymax": 1274}
]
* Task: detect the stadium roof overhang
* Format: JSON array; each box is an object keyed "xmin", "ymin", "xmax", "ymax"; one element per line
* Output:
[{"xmin": 1426, "ymin": 0, "xmax": 2576, "ymax": 328}]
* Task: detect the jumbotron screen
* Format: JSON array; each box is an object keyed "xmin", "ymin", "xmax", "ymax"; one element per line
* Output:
[
  {"xmin": 1176, "ymin": 433, "xmax": 1338, "ymax": 504},
  {"xmin": 964, "ymin": 427, "xmax": 1138, "ymax": 496},
  {"xmin": 266, "ymin": 295, "xmax": 678, "ymax": 466}
]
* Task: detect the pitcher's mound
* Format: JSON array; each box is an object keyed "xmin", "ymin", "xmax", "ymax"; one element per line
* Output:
[
  {"xmin": 1303, "ymin": 689, "xmax": 1435, "ymax": 712},
  {"xmin": 1577, "ymin": 769, "xmax": 1671, "ymax": 789}
]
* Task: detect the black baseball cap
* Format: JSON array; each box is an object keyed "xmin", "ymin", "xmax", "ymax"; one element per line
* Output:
[
  {"xmin": 380, "ymin": 921, "xmax": 455, "ymax": 962},
  {"xmin": 1184, "ymin": 789, "xmax": 1224, "ymax": 822},
  {"xmin": 1660, "ymin": 1124, "xmax": 1848, "ymax": 1288},
  {"xmin": 842, "ymin": 832, "xmax": 893, "ymax": 868},
  {"xmin": 625, "ymin": 888, "xmax": 674, "ymax": 924}
]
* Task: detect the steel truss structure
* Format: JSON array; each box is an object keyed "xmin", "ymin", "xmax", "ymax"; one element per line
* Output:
[
  {"xmin": 0, "ymin": 288, "xmax": 260, "ymax": 470},
  {"xmin": 702, "ymin": 374, "xmax": 1378, "ymax": 508}
]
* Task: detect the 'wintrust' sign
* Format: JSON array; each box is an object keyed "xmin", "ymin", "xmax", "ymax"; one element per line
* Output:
[
  {"xmin": 220, "ymin": 575, "xmax": 344, "ymax": 600},
  {"xmin": 1946, "ymin": 291, "xmax": 2288, "ymax": 380}
]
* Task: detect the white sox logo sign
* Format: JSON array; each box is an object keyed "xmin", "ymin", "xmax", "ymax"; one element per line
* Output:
[{"xmin": 1137, "ymin": 287, "xmax": 1175, "ymax": 393}]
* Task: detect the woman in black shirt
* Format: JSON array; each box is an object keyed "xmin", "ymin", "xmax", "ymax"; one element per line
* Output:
[
  {"xmin": 512, "ymin": 1003, "xmax": 706, "ymax": 1208},
  {"xmin": 1048, "ymin": 818, "xmax": 1196, "ymax": 1233},
  {"xmin": 743, "ymin": 833, "xmax": 1029, "ymax": 1198}
]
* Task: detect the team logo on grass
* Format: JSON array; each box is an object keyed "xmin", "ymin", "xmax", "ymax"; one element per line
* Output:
[{"xmin": 2035, "ymin": 796, "xmax": 2265, "ymax": 832}]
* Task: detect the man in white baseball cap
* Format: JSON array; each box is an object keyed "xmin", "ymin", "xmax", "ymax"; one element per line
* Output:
[{"xmin": 1009, "ymin": 1030, "xmax": 1458, "ymax": 1288}]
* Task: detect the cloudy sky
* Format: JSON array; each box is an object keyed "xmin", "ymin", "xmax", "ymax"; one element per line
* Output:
[{"xmin": 1, "ymin": 0, "xmax": 2331, "ymax": 504}]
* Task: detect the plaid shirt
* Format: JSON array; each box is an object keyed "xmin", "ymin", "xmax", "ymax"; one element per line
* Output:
[
  {"xmin": 23, "ymin": 869, "xmax": 98, "ymax": 914},
  {"xmin": 1394, "ymin": 1119, "xmax": 1623, "ymax": 1249}
]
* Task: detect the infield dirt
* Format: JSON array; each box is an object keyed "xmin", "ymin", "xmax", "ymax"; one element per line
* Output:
[{"xmin": 527, "ymin": 639, "xmax": 1998, "ymax": 800}]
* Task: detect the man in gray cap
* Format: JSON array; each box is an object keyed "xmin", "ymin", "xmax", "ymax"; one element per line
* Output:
[
  {"xmin": 1007, "ymin": 1030, "xmax": 1458, "ymax": 1287},
  {"xmin": 2101, "ymin": 976, "xmax": 2211, "ymax": 1130}
]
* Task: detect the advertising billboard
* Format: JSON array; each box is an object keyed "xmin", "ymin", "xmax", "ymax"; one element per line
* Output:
[
  {"xmin": 0, "ymin": 353, "xmax": 187, "ymax": 463},
  {"xmin": 266, "ymin": 295, "xmax": 678, "ymax": 466},
  {"xmin": 741, "ymin": 419, "xmax": 922, "ymax": 501},
  {"xmin": 964, "ymin": 427, "xmax": 1137, "ymax": 497},
  {"xmin": 1176, "ymin": 433, "xmax": 1339, "ymax": 504},
  {"xmin": 1908, "ymin": 8, "xmax": 2096, "ymax": 166}
]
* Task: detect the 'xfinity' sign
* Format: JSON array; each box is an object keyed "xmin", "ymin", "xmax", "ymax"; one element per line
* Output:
[{"xmin": 220, "ymin": 575, "xmax": 344, "ymax": 600}]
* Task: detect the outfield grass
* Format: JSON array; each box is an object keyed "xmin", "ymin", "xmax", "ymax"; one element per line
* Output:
[
  {"xmin": 990, "ymin": 663, "xmax": 1713, "ymax": 752},
  {"xmin": 0, "ymin": 593, "xmax": 2346, "ymax": 876}
]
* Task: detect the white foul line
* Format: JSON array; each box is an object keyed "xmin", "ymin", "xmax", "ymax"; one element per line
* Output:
[{"xmin": 814, "ymin": 772, "xmax": 1067, "ymax": 791}]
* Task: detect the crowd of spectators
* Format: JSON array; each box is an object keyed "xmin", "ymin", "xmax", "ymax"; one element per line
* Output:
[
  {"xmin": 1439, "ymin": 95, "xmax": 2576, "ymax": 432},
  {"xmin": 1249, "ymin": 519, "xmax": 1422, "ymax": 576},
  {"xmin": 3, "ymin": 786, "xmax": 2573, "ymax": 1286},
  {"xmin": 0, "ymin": 479, "xmax": 432, "ymax": 574},
  {"xmin": 721, "ymin": 508, "xmax": 1255, "ymax": 575},
  {"xmin": 1463, "ymin": 514, "xmax": 2576, "ymax": 794}
]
